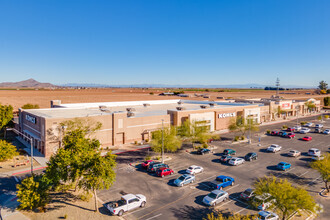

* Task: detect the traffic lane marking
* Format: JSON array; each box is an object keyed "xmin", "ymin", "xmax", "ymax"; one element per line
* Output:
[{"xmin": 145, "ymin": 213, "xmax": 162, "ymax": 220}]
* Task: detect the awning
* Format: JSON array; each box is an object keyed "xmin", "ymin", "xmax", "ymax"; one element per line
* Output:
[{"xmin": 23, "ymin": 129, "xmax": 41, "ymax": 141}]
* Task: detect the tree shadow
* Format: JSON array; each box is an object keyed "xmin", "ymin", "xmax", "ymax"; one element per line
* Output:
[
  {"xmin": 259, "ymin": 149, "xmax": 269, "ymax": 153},
  {"xmin": 196, "ymin": 182, "xmax": 213, "ymax": 192},
  {"xmin": 211, "ymin": 159, "xmax": 220, "ymax": 163},
  {"xmin": 213, "ymin": 152, "xmax": 223, "ymax": 157},
  {"xmin": 299, "ymin": 157, "xmax": 312, "ymax": 162},
  {"xmin": 47, "ymin": 192, "xmax": 95, "ymax": 212},
  {"xmin": 170, "ymin": 204, "xmax": 215, "ymax": 219}
]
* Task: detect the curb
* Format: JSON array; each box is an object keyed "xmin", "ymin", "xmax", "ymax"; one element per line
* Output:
[
  {"xmin": 11, "ymin": 166, "xmax": 48, "ymax": 176},
  {"xmin": 319, "ymin": 188, "xmax": 329, "ymax": 198}
]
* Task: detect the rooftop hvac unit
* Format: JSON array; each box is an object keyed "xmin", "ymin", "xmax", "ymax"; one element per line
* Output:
[
  {"xmin": 200, "ymin": 105, "xmax": 209, "ymax": 109},
  {"xmin": 209, "ymin": 103, "xmax": 215, "ymax": 107},
  {"xmin": 177, "ymin": 101, "xmax": 183, "ymax": 105},
  {"xmin": 143, "ymin": 103, "xmax": 150, "ymax": 107},
  {"xmin": 176, "ymin": 107, "xmax": 186, "ymax": 111},
  {"xmin": 127, "ymin": 112, "xmax": 135, "ymax": 117},
  {"xmin": 99, "ymin": 105, "xmax": 111, "ymax": 112},
  {"xmin": 126, "ymin": 108, "xmax": 136, "ymax": 112}
]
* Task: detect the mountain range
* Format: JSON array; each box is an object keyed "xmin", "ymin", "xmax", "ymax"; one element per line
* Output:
[{"xmin": 0, "ymin": 79, "xmax": 315, "ymax": 89}]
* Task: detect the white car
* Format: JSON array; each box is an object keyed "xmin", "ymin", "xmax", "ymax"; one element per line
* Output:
[
  {"xmin": 315, "ymin": 124, "xmax": 323, "ymax": 128},
  {"xmin": 106, "ymin": 194, "xmax": 146, "ymax": 216},
  {"xmin": 305, "ymin": 122, "xmax": 314, "ymax": 127},
  {"xmin": 323, "ymin": 129, "xmax": 330, "ymax": 135},
  {"xmin": 258, "ymin": 211, "xmax": 279, "ymax": 220},
  {"xmin": 186, "ymin": 165, "xmax": 204, "ymax": 175},
  {"xmin": 293, "ymin": 125, "xmax": 301, "ymax": 131},
  {"xmin": 288, "ymin": 150, "xmax": 301, "ymax": 157},
  {"xmin": 228, "ymin": 157, "xmax": 245, "ymax": 166},
  {"xmin": 300, "ymin": 128, "xmax": 311, "ymax": 134},
  {"xmin": 308, "ymin": 148, "xmax": 321, "ymax": 157},
  {"xmin": 267, "ymin": 144, "xmax": 282, "ymax": 153}
]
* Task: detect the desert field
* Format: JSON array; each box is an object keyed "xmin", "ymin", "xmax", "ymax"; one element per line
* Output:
[{"xmin": 0, "ymin": 88, "xmax": 323, "ymax": 110}]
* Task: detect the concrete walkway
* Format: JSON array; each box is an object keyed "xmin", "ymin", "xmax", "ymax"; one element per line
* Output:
[
  {"xmin": 15, "ymin": 137, "xmax": 48, "ymax": 167},
  {"xmin": 0, "ymin": 193, "xmax": 29, "ymax": 220}
]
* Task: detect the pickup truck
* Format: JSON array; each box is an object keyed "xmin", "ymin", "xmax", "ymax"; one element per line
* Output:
[
  {"xmin": 105, "ymin": 194, "xmax": 146, "ymax": 216},
  {"xmin": 208, "ymin": 175, "xmax": 235, "ymax": 190}
]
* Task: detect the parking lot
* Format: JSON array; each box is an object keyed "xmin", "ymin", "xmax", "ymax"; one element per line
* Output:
[{"xmin": 98, "ymin": 115, "xmax": 330, "ymax": 220}]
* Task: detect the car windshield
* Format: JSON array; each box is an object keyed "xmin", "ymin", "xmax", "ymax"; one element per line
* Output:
[
  {"xmin": 178, "ymin": 176, "xmax": 185, "ymax": 181},
  {"xmin": 289, "ymin": 151, "xmax": 295, "ymax": 153},
  {"xmin": 188, "ymin": 167, "xmax": 193, "ymax": 170},
  {"xmin": 246, "ymin": 153, "xmax": 252, "ymax": 157},
  {"xmin": 207, "ymin": 192, "xmax": 217, "ymax": 199},
  {"xmin": 270, "ymin": 145, "xmax": 277, "ymax": 148},
  {"xmin": 243, "ymin": 189, "xmax": 252, "ymax": 196},
  {"xmin": 215, "ymin": 177, "xmax": 224, "ymax": 182}
]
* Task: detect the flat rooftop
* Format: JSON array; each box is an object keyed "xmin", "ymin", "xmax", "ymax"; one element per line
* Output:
[{"xmin": 24, "ymin": 100, "xmax": 255, "ymax": 119}]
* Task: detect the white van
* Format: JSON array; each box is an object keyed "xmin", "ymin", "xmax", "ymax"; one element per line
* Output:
[{"xmin": 308, "ymin": 148, "xmax": 321, "ymax": 157}]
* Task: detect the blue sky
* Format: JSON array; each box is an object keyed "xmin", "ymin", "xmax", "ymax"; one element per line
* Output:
[{"xmin": 0, "ymin": 0, "xmax": 329, "ymax": 87}]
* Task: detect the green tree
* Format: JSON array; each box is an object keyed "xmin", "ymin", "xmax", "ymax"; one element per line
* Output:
[
  {"xmin": 151, "ymin": 126, "xmax": 182, "ymax": 153},
  {"xmin": 305, "ymin": 101, "xmax": 316, "ymax": 113},
  {"xmin": 0, "ymin": 140, "xmax": 18, "ymax": 162},
  {"xmin": 254, "ymin": 176, "xmax": 316, "ymax": 220},
  {"xmin": 17, "ymin": 175, "xmax": 50, "ymax": 210},
  {"xmin": 310, "ymin": 153, "xmax": 330, "ymax": 193},
  {"xmin": 21, "ymin": 103, "xmax": 40, "ymax": 109},
  {"xmin": 318, "ymin": 80, "xmax": 328, "ymax": 91},
  {"xmin": 178, "ymin": 120, "xmax": 212, "ymax": 144},
  {"xmin": 0, "ymin": 104, "xmax": 13, "ymax": 136},
  {"xmin": 228, "ymin": 116, "xmax": 259, "ymax": 138},
  {"xmin": 324, "ymin": 97, "xmax": 330, "ymax": 106},
  {"xmin": 78, "ymin": 152, "xmax": 117, "ymax": 212}
]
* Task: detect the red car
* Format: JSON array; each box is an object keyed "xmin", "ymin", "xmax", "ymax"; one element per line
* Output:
[
  {"xmin": 156, "ymin": 167, "xmax": 174, "ymax": 177},
  {"xmin": 287, "ymin": 128, "xmax": 295, "ymax": 132},
  {"xmin": 142, "ymin": 160, "xmax": 155, "ymax": 169},
  {"xmin": 271, "ymin": 131, "xmax": 279, "ymax": 136},
  {"xmin": 302, "ymin": 136, "xmax": 312, "ymax": 141},
  {"xmin": 286, "ymin": 133, "xmax": 295, "ymax": 139}
]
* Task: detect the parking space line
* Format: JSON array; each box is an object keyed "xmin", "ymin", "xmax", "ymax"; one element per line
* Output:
[
  {"xmin": 307, "ymin": 176, "xmax": 321, "ymax": 186},
  {"xmin": 145, "ymin": 213, "xmax": 162, "ymax": 220},
  {"xmin": 235, "ymin": 205, "xmax": 250, "ymax": 214}
]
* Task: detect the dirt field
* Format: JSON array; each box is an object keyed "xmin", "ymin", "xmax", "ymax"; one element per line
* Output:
[{"xmin": 0, "ymin": 88, "xmax": 324, "ymax": 110}]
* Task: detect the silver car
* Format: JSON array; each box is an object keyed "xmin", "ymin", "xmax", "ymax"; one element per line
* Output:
[
  {"xmin": 257, "ymin": 211, "xmax": 279, "ymax": 220},
  {"xmin": 300, "ymin": 128, "xmax": 311, "ymax": 134},
  {"xmin": 266, "ymin": 144, "xmax": 281, "ymax": 153},
  {"xmin": 288, "ymin": 150, "xmax": 301, "ymax": 157},
  {"xmin": 174, "ymin": 174, "xmax": 195, "ymax": 187},
  {"xmin": 202, "ymin": 190, "xmax": 229, "ymax": 206}
]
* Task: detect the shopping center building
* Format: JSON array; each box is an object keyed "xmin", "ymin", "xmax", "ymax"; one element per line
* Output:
[{"xmin": 17, "ymin": 99, "xmax": 260, "ymax": 158}]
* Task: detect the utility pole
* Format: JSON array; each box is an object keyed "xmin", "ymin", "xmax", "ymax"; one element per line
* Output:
[
  {"xmin": 161, "ymin": 119, "xmax": 164, "ymax": 163},
  {"xmin": 249, "ymin": 110, "xmax": 252, "ymax": 144}
]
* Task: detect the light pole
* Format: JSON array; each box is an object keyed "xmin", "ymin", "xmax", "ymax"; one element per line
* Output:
[
  {"xmin": 161, "ymin": 119, "xmax": 164, "ymax": 163},
  {"xmin": 248, "ymin": 110, "xmax": 252, "ymax": 144},
  {"xmin": 8, "ymin": 128, "xmax": 34, "ymax": 175}
]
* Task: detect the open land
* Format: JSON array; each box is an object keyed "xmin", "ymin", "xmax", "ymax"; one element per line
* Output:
[{"xmin": 0, "ymin": 88, "xmax": 324, "ymax": 110}]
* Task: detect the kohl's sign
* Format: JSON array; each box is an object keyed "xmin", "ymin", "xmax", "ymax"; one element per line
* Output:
[
  {"xmin": 218, "ymin": 112, "xmax": 236, "ymax": 118},
  {"xmin": 26, "ymin": 115, "xmax": 36, "ymax": 124}
]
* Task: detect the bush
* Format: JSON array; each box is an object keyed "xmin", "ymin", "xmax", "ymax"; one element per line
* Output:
[
  {"xmin": 79, "ymin": 192, "xmax": 92, "ymax": 202},
  {"xmin": 318, "ymin": 115, "xmax": 322, "ymax": 121},
  {"xmin": 202, "ymin": 143, "xmax": 208, "ymax": 148},
  {"xmin": 300, "ymin": 121, "xmax": 307, "ymax": 125},
  {"xmin": 240, "ymin": 136, "xmax": 246, "ymax": 140},
  {"xmin": 134, "ymin": 141, "xmax": 138, "ymax": 145},
  {"xmin": 324, "ymin": 115, "xmax": 329, "ymax": 119},
  {"xmin": 145, "ymin": 155, "xmax": 151, "ymax": 161},
  {"xmin": 155, "ymin": 156, "xmax": 161, "ymax": 160},
  {"xmin": 324, "ymin": 97, "xmax": 330, "ymax": 106},
  {"xmin": 282, "ymin": 125, "xmax": 288, "ymax": 129},
  {"xmin": 234, "ymin": 136, "xmax": 240, "ymax": 141},
  {"xmin": 145, "ymin": 139, "xmax": 149, "ymax": 143},
  {"xmin": 0, "ymin": 140, "xmax": 18, "ymax": 162},
  {"xmin": 21, "ymin": 103, "xmax": 40, "ymax": 109},
  {"xmin": 266, "ymin": 130, "xmax": 271, "ymax": 134},
  {"xmin": 149, "ymin": 92, "xmax": 154, "ymax": 95},
  {"xmin": 64, "ymin": 214, "xmax": 68, "ymax": 219}
]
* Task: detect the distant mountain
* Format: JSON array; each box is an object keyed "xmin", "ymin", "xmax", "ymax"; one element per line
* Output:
[
  {"xmin": 0, "ymin": 78, "xmax": 56, "ymax": 88},
  {"xmin": 60, "ymin": 83, "xmax": 314, "ymax": 89}
]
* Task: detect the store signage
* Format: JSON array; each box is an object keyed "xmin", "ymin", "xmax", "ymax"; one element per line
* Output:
[
  {"xmin": 218, "ymin": 112, "xmax": 236, "ymax": 118},
  {"xmin": 281, "ymin": 103, "xmax": 291, "ymax": 109},
  {"xmin": 26, "ymin": 115, "xmax": 36, "ymax": 124}
]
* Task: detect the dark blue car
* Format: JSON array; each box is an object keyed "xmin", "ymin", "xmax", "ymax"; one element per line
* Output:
[{"xmin": 277, "ymin": 162, "xmax": 291, "ymax": 171}]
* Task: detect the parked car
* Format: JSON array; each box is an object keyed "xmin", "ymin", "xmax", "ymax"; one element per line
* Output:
[
  {"xmin": 277, "ymin": 162, "xmax": 291, "ymax": 171},
  {"xmin": 315, "ymin": 124, "xmax": 323, "ymax": 128},
  {"xmin": 208, "ymin": 175, "xmax": 235, "ymax": 190},
  {"xmin": 219, "ymin": 155, "xmax": 233, "ymax": 163},
  {"xmin": 253, "ymin": 193, "xmax": 275, "ymax": 211},
  {"xmin": 244, "ymin": 152, "xmax": 258, "ymax": 161},
  {"xmin": 240, "ymin": 188, "xmax": 255, "ymax": 201},
  {"xmin": 323, "ymin": 129, "xmax": 330, "ymax": 135},
  {"xmin": 288, "ymin": 150, "xmax": 301, "ymax": 157},
  {"xmin": 266, "ymin": 144, "xmax": 282, "ymax": 153},
  {"xmin": 228, "ymin": 157, "xmax": 245, "ymax": 166},
  {"xmin": 270, "ymin": 131, "xmax": 279, "ymax": 136},
  {"xmin": 300, "ymin": 128, "xmax": 311, "ymax": 134},
  {"xmin": 286, "ymin": 127, "xmax": 295, "ymax": 132},
  {"xmin": 285, "ymin": 132, "xmax": 295, "ymax": 139},
  {"xmin": 302, "ymin": 136, "xmax": 312, "ymax": 141},
  {"xmin": 308, "ymin": 148, "xmax": 321, "ymax": 157},
  {"xmin": 223, "ymin": 149, "xmax": 236, "ymax": 155},
  {"xmin": 279, "ymin": 131, "xmax": 287, "ymax": 137},
  {"xmin": 156, "ymin": 167, "xmax": 174, "ymax": 177},
  {"xmin": 314, "ymin": 128, "xmax": 322, "ymax": 133},
  {"xmin": 305, "ymin": 122, "xmax": 314, "ymax": 127},
  {"xmin": 141, "ymin": 160, "xmax": 156, "ymax": 169},
  {"xmin": 197, "ymin": 148, "xmax": 211, "ymax": 155},
  {"xmin": 257, "ymin": 211, "xmax": 279, "ymax": 220},
  {"xmin": 292, "ymin": 125, "xmax": 301, "ymax": 131},
  {"xmin": 174, "ymin": 174, "xmax": 195, "ymax": 187},
  {"xmin": 105, "ymin": 194, "xmax": 146, "ymax": 216},
  {"xmin": 202, "ymin": 190, "xmax": 229, "ymax": 206},
  {"xmin": 186, "ymin": 165, "xmax": 204, "ymax": 175},
  {"xmin": 147, "ymin": 163, "xmax": 168, "ymax": 173}
]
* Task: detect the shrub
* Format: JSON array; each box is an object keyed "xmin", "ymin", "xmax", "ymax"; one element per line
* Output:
[
  {"xmin": 318, "ymin": 115, "xmax": 322, "ymax": 121},
  {"xmin": 79, "ymin": 192, "xmax": 92, "ymax": 202},
  {"xmin": 0, "ymin": 140, "xmax": 18, "ymax": 162},
  {"xmin": 21, "ymin": 103, "xmax": 40, "ymax": 109},
  {"xmin": 149, "ymin": 92, "xmax": 154, "ymax": 95},
  {"xmin": 240, "ymin": 136, "xmax": 246, "ymax": 140},
  {"xmin": 145, "ymin": 155, "xmax": 151, "ymax": 161},
  {"xmin": 324, "ymin": 115, "xmax": 329, "ymax": 119},
  {"xmin": 282, "ymin": 125, "xmax": 288, "ymax": 129},
  {"xmin": 155, "ymin": 156, "xmax": 161, "ymax": 160},
  {"xmin": 234, "ymin": 136, "xmax": 240, "ymax": 141},
  {"xmin": 320, "ymin": 90, "xmax": 327, "ymax": 94},
  {"xmin": 202, "ymin": 143, "xmax": 208, "ymax": 148},
  {"xmin": 134, "ymin": 141, "xmax": 138, "ymax": 145},
  {"xmin": 145, "ymin": 139, "xmax": 149, "ymax": 143},
  {"xmin": 64, "ymin": 214, "xmax": 68, "ymax": 219},
  {"xmin": 266, "ymin": 130, "xmax": 271, "ymax": 134},
  {"xmin": 300, "ymin": 121, "xmax": 307, "ymax": 125}
]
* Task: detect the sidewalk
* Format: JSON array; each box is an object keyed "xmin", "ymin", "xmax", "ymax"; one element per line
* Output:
[
  {"xmin": 0, "ymin": 193, "xmax": 29, "ymax": 220},
  {"xmin": 15, "ymin": 137, "xmax": 48, "ymax": 167}
]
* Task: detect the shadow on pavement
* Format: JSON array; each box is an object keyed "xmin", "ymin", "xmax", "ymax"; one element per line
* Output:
[{"xmin": 170, "ymin": 204, "xmax": 215, "ymax": 219}]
